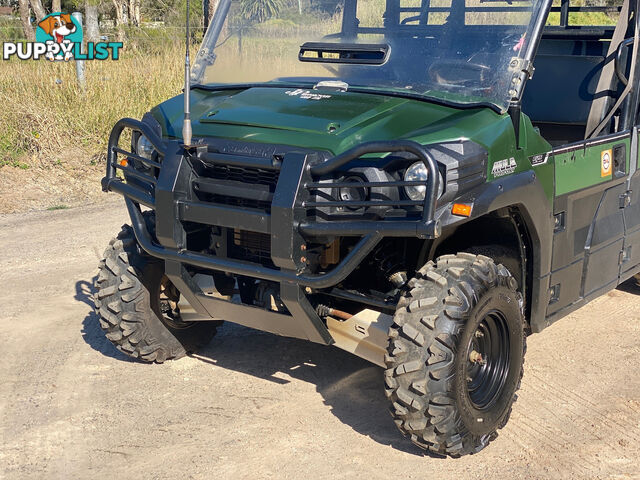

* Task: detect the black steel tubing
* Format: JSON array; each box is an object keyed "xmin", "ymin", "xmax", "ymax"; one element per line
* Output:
[
  {"xmin": 308, "ymin": 140, "xmax": 440, "ymax": 225},
  {"xmin": 105, "ymin": 181, "xmax": 155, "ymax": 209},
  {"xmin": 303, "ymin": 200, "xmax": 423, "ymax": 208},
  {"xmin": 112, "ymin": 147, "xmax": 162, "ymax": 169},
  {"xmin": 114, "ymin": 163, "xmax": 158, "ymax": 185},
  {"xmin": 125, "ymin": 199, "xmax": 382, "ymax": 289},
  {"xmin": 105, "ymin": 118, "xmax": 166, "ymax": 189},
  {"xmin": 306, "ymin": 180, "xmax": 427, "ymax": 189},
  {"xmin": 299, "ymin": 219, "xmax": 439, "ymax": 237}
]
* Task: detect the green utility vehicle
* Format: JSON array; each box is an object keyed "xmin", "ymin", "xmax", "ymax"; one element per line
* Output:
[{"xmin": 96, "ymin": 0, "xmax": 640, "ymax": 456}]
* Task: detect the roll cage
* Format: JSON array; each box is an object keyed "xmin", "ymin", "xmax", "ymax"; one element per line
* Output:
[{"xmin": 522, "ymin": 0, "xmax": 639, "ymax": 144}]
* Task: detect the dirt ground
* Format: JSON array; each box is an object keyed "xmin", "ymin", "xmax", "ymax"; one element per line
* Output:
[
  {"xmin": 0, "ymin": 162, "xmax": 104, "ymax": 214},
  {"xmin": 0, "ymin": 200, "xmax": 639, "ymax": 480}
]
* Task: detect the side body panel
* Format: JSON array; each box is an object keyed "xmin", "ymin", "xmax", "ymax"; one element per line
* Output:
[{"xmin": 548, "ymin": 133, "xmax": 632, "ymax": 322}]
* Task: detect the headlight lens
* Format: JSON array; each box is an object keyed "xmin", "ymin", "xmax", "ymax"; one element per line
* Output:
[
  {"xmin": 136, "ymin": 135, "xmax": 155, "ymax": 161},
  {"xmin": 403, "ymin": 162, "xmax": 444, "ymax": 201}
]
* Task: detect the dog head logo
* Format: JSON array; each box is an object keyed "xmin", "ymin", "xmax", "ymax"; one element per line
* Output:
[
  {"xmin": 35, "ymin": 13, "xmax": 82, "ymax": 61},
  {"xmin": 36, "ymin": 13, "xmax": 82, "ymax": 44}
]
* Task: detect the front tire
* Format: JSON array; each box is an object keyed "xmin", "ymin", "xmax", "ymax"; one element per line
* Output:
[
  {"xmin": 385, "ymin": 253, "xmax": 526, "ymax": 457},
  {"xmin": 93, "ymin": 222, "xmax": 221, "ymax": 363}
]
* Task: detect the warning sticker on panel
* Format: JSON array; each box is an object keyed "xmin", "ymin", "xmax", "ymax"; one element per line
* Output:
[{"xmin": 601, "ymin": 149, "xmax": 613, "ymax": 177}]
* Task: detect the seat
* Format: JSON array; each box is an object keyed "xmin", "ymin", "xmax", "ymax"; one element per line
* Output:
[{"xmin": 522, "ymin": 36, "xmax": 621, "ymax": 145}]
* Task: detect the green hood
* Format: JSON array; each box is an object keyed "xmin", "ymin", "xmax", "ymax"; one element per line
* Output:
[{"xmin": 151, "ymin": 86, "xmax": 522, "ymax": 157}]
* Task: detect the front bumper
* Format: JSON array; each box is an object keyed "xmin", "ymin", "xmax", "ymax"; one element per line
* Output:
[
  {"xmin": 103, "ymin": 118, "xmax": 442, "ymax": 289},
  {"xmin": 102, "ymin": 118, "xmax": 442, "ymax": 346}
]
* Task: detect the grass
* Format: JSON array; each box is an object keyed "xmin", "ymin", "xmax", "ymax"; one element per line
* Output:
[
  {"xmin": 0, "ymin": 159, "xmax": 30, "ymax": 169},
  {"xmin": 0, "ymin": 40, "xmax": 185, "ymax": 169},
  {"xmin": 47, "ymin": 204, "xmax": 70, "ymax": 211}
]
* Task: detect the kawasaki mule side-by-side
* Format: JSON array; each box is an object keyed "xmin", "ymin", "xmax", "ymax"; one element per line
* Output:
[{"xmin": 95, "ymin": 0, "xmax": 640, "ymax": 456}]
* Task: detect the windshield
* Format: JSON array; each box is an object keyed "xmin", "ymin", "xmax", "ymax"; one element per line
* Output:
[{"xmin": 192, "ymin": 0, "xmax": 547, "ymax": 112}]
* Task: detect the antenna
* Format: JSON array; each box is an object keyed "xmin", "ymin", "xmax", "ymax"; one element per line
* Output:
[{"xmin": 182, "ymin": 0, "xmax": 193, "ymax": 147}]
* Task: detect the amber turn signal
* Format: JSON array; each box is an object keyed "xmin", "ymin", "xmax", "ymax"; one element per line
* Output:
[
  {"xmin": 119, "ymin": 159, "xmax": 128, "ymax": 167},
  {"xmin": 452, "ymin": 203, "xmax": 472, "ymax": 217}
]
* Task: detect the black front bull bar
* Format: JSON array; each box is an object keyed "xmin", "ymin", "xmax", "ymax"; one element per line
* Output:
[{"xmin": 102, "ymin": 118, "xmax": 442, "ymax": 291}]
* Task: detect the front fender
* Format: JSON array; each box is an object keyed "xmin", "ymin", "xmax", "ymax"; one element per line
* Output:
[{"xmin": 435, "ymin": 171, "xmax": 554, "ymax": 332}]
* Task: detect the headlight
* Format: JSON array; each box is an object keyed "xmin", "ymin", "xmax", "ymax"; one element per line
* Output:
[
  {"xmin": 403, "ymin": 162, "xmax": 444, "ymax": 201},
  {"xmin": 136, "ymin": 135, "xmax": 155, "ymax": 161},
  {"xmin": 338, "ymin": 176, "xmax": 367, "ymax": 209}
]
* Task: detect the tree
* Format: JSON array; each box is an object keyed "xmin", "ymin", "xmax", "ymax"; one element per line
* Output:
[
  {"xmin": 18, "ymin": 0, "xmax": 35, "ymax": 40},
  {"xmin": 111, "ymin": 0, "xmax": 128, "ymax": 42},
  {"xmin": 28, "ymin": 0, "xmax": 45, "ymax": 21},
  {"xmin": 128, "ymin": 0, "xmax": 140, "ymax": 26},
  {"xmin": 85, "ymin": 1, "xmax": 99, "ymax": 42},
  {"xmin": 240, "ymin": 0, "xmax": 283, "ymax": 23},
  {"xmin": 203, "ymin": 0, "xmax": 218, "ymax": 29}
]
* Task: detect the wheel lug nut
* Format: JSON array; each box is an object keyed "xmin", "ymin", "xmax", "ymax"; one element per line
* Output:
[
  {"xmin": 475, "ymin": 331, "xmax": 484, "ymax": 338},
  {"xmin": 469, "ymin": 350, "xmax": 486, "ymax": 365}
]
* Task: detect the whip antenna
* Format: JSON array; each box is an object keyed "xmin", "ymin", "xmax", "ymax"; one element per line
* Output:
[{"xmin": 182, "ymin": 0, "xmax": 193, "ymax": 147}]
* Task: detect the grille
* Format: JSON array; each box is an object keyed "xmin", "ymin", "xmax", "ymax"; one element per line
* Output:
[
  {"xmin": 194, "ymin": 164, "xmax": 280, "ymax": 212},
  {"xmin": 207, "ymin": 194, "xmax": 271, "ymax": 212},
  {"xmin": 207, "ymin": 165, "xmax": 279, "ymax": 189},
  {"xmin": 229, "ymin": 229, "xmax": 273, "ymax": 267}
]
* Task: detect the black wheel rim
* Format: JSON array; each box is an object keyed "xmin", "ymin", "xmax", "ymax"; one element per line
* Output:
[{"xmin": 465, "ymin": 310, "xmax": 511, "ymax": 411}]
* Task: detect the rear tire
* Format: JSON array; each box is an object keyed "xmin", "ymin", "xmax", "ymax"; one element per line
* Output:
[
  {"xmin": 93, "ymin": 221, "xmax": 221, "ymax": 363},
  {"xmin": 385, "ymin": 253, "xmax": 526, "ymax": 457}
]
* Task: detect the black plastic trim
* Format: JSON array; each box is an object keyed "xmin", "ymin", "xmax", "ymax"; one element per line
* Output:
[
  {"xmin": 299, "ymin": 42, "xmax": 390, "ymax": 65},
  {"xmin": 178, "ymin": 201, "xmax": 271, "ymax": 233}
]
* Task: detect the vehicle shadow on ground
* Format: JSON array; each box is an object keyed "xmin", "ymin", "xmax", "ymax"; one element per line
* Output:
[
  {"xmin": 617, "ymin": 277, "xmax": 640, "ymax": 294},
  {"xmin": 192, "ymin": 323, "xmax": 429, "ymax": 457},
  {"xmin": 75, "ymin": 280, "xmax": 427, "ymax": 456},
  {"xmin": 76, "ymin": 277, "xmax": 136, "ymax": 363},
  {"xmin": 77, "ymin": 276, "xmax": 640, "ymax": 457}
]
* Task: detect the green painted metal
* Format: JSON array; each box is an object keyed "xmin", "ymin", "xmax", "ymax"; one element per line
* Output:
[
  {"xmin": 151, "ymin": 87, "xmax": 555, "ymax": 202},
  {"xmin": 554, "ymin": 136, "xmax": 630, "ymax": 196}
]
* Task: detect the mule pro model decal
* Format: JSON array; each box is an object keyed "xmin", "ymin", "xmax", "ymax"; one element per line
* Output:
[{"xmin": 492, "ymin": 157, "xmax": 518, "ymax": 177}]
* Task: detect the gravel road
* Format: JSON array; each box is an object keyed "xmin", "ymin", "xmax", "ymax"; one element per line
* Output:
[{"xmin": 1, "ymin": 201, "xmax": 639, "ymax": 480}]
